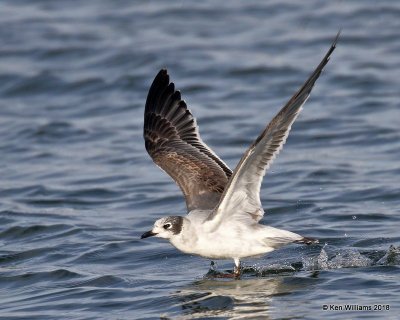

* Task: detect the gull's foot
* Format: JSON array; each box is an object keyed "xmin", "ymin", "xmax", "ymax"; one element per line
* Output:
[
  {"xmin": 210, "ymin": 261, "xmax": 216, "ymax": 271},
  {"xmin": 204, "ymin": 262, "xmax": 241, "ymax": 279},
  {"xmin": 233, "ymin": 264, "xmax": 242, "ymax": 279}
]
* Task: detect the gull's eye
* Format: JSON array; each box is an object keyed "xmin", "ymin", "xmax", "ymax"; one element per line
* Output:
[{"xmin": 163, "ymin": 223, "xmax": 172, "ymax": 230}]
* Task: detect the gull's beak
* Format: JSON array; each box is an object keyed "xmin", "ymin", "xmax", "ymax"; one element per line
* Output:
[{"xmin": 141, "ymin": 230, "xmax": 157, "ymax": 239}]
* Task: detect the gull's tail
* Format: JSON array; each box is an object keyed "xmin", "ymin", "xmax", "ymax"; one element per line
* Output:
[
  {"xmin": 261, "ymin": 226, "xmax": 312, "ymax": 249},
  {"xmin": 294, "ymin": 237, "xmax": 319, "ymax": 245}
]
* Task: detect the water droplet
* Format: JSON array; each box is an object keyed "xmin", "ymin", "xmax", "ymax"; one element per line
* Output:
[
  {"xmin": 344, "ymin": 233, "xmax": 347, "ymax": 237},
  {"xmin": 352, "ymin": 216, "xmax": 357, "ymax": 220}
]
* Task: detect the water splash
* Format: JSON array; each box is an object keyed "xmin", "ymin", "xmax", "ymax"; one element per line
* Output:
[
  {"xmin": 206, "ymin": 245, "xmax": 398, "ymax": 278},
  {"xmin": 376, "ymin": 245, "xmax": 400, "ymax": 265},
  {"xmin": 256, "ymin": 264, "xmax": 296, "ymax": 276},
  {"xmin": 302, "ymin": 248, "xmax": 329, "ymax": 270},
  {"xmin": 302, "ymin": 248, "xmax": 373, "ymax": 271},
  {"xmin": 328, "ymin": 250, "xmax": 372, "ymax": 269}
]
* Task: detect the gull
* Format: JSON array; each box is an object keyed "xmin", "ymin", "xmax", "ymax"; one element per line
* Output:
[{"xmin": 141, "ymin": 33, "xmax": 339, "ymax": 277}]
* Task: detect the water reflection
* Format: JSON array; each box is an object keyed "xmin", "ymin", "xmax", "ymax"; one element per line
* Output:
[{"xmin": 173, "ymin": 276, "xmax": 306, "ymax": 319}]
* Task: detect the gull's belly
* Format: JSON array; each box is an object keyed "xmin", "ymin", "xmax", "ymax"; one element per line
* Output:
[
  {"xmin": 173, "ymin": 225, "xmax": 273, "ymax": 259},
  {"xmin": 197, "ymin": 233, "xmax": 271, "ymax": 259}
]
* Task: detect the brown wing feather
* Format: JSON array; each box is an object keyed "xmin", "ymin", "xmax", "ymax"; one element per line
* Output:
[{"xmin": 144, "ymin": 69, "xmax": 232, "ymax": 211}]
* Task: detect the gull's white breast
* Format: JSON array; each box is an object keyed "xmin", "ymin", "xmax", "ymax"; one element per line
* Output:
[{"xmin": 169, "ymin": 210, "xmax": 277, "ymax": 259}]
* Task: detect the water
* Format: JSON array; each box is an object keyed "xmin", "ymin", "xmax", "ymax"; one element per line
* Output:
[{"xmin": 1, "ymin": 0, "xmax": 399, "ymax": 319}]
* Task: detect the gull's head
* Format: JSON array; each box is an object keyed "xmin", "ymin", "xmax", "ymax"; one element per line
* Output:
[{"xmin": 141, "ymin": 216, "xmax": 184, "ymax": 240}]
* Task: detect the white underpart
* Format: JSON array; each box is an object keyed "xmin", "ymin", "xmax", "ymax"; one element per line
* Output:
[{"xmin": 168, "ymin": 209, "xmax": 303, "ymax": 261}]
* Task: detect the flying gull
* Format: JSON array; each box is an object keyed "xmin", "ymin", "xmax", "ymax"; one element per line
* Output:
[{"xmin": 141, "ymin": 33, "xmax": 339, "ymax": 278}]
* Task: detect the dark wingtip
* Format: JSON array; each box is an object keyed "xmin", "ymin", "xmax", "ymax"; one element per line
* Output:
[
  {"xmin": 155, "ymin": 68, "xmax": 169, "ymax": 81},
  {"xmin": 331, "ymin": 29, "xmax": 341, "ymax": 50},
  {"xmin": 294, "ymin": 237, "xmax": 319, "ymax": 245},
  {"xmin": 155, "ymin": 68, "xmax": 168, "ymax": 80}
]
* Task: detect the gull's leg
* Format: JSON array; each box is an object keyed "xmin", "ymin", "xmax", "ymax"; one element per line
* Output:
[
  {"xmin": 205, "ymin": 259, "xmax": 242, "ymax": 279},
  {"xmin": 210, "ymin": 261, "xmax": 216, "ymax": 271},
  {"xmin": 233, "ymin": 258, "xmax": 241, "ymax": 278}
]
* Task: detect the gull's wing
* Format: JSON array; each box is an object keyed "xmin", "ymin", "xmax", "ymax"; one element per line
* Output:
[
  {"xmin": 144, "ymin": 69, "xmax": 232, "ymax": 211},
  {"xmin": 206, "ymin": 33, "xmax": 339, "ymax": 227}
]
